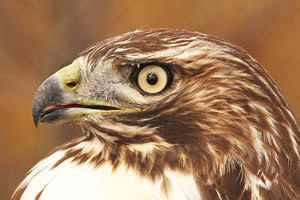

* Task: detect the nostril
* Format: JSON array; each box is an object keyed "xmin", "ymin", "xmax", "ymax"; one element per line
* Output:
[{"xmin": 66, "ymin": 81, "xmax": 77, "ymax": 88}]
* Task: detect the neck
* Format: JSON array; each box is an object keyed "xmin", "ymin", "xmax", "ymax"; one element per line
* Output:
[{"xmin": 76, "ymin": 125, "xmax": 299, "ymax": 200}]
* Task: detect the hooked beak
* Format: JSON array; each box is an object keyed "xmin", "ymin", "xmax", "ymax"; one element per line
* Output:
[{"xmin": 32, "ymin": 63, "xmax": 131, "ymax": 127}]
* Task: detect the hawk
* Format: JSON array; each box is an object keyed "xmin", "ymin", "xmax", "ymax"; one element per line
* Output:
[{"xmin": 12, "ymin": 29, "xmax": 299, "ymax": 200}]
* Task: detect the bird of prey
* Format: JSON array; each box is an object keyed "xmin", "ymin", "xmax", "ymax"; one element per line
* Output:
[{"xmin": 12, "ymin": 29, "xmax": 299, "ymax": 200}]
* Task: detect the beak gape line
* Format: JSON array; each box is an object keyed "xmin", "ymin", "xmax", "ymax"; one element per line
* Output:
[
  {"xmin": 32, "ymin": 73, "xmax": 71, "ymax": 126},
  {"xmin": 32, "ymin": 64, "xmax": 123, "ymax": 127}
]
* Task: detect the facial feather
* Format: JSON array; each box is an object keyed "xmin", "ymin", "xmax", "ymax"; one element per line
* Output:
[
  {"xmin": 12, "ymin": 29, "xmax": 299, "ymax": 200},
  {"xmin": 77, "ymin": 29, "xmax": 299, "ymax": 199}
]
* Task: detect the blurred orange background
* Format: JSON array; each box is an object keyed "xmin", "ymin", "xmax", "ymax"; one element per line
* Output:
[{"xmin": 1, "ymin": 1, "xmax": 299, "ymax": 199}]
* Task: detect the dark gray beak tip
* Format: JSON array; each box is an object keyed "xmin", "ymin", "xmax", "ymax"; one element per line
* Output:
[
  {"xmin": 32, "ymin": 93, "xmax": 43, "ymax": 127},
  {"xmin": 33, "ymin": 114, "xmax": 39, "ymax": 127},
  {"xmin": 34, "ymin": 122, "xmax": 39, "ymax": 127},
  {"xmin": 32, "ymin": 74, "xmax": 66, "ymax": 127}
]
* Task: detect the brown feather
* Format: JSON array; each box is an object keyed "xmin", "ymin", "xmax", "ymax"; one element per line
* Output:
[{"xmin": 13, "ymin": 29, "xmax": 300, "ymax": 199}]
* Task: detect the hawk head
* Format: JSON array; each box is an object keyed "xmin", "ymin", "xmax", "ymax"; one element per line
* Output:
[{"xmin": 20, "ymin": 29, "xmax": 299, "ymax": 199}]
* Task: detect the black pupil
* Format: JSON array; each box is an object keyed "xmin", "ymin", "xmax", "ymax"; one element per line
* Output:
[{"xmin": 146, "ymin": 73, "xmax": 158, "ymax": 85}]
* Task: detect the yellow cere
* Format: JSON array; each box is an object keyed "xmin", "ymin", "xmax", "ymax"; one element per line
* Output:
[{"xmin": 58, "ymin": 63, "xmax": 81, "ymax": 91}]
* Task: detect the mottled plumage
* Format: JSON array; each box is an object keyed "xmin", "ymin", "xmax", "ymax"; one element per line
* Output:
[{"xmin": 12, "ymin": 29, "xmax": 299, "ymax": 200}]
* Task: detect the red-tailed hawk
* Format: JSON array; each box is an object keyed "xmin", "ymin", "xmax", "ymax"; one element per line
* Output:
[{"xmin": 12, "ymin": 29, "xmax": 299, "ymax": 200}]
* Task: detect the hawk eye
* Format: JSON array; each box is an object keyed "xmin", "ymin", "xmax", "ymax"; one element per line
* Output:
[{"xmin": 137, "ymin": 65, "xmax": 169, "ymax": 94}]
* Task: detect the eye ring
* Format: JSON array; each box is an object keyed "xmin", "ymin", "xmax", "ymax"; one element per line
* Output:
[{"xmin": 135, "ymin": 64, "xmax": 172, "ymax": 94}]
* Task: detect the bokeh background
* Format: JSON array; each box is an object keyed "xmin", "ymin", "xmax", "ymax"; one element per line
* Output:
[{"xmin": 1, "ymin": 0, "xmax": 299, "ymax": 199}]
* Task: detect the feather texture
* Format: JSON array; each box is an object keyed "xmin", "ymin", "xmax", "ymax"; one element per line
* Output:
[
  {"xmin": 12, "ymin": 29, "xmax": 299, "ymax": 199},
  {"xmin": 12, "ymin": 137, "xmax": 200, "ymax": 200}
]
